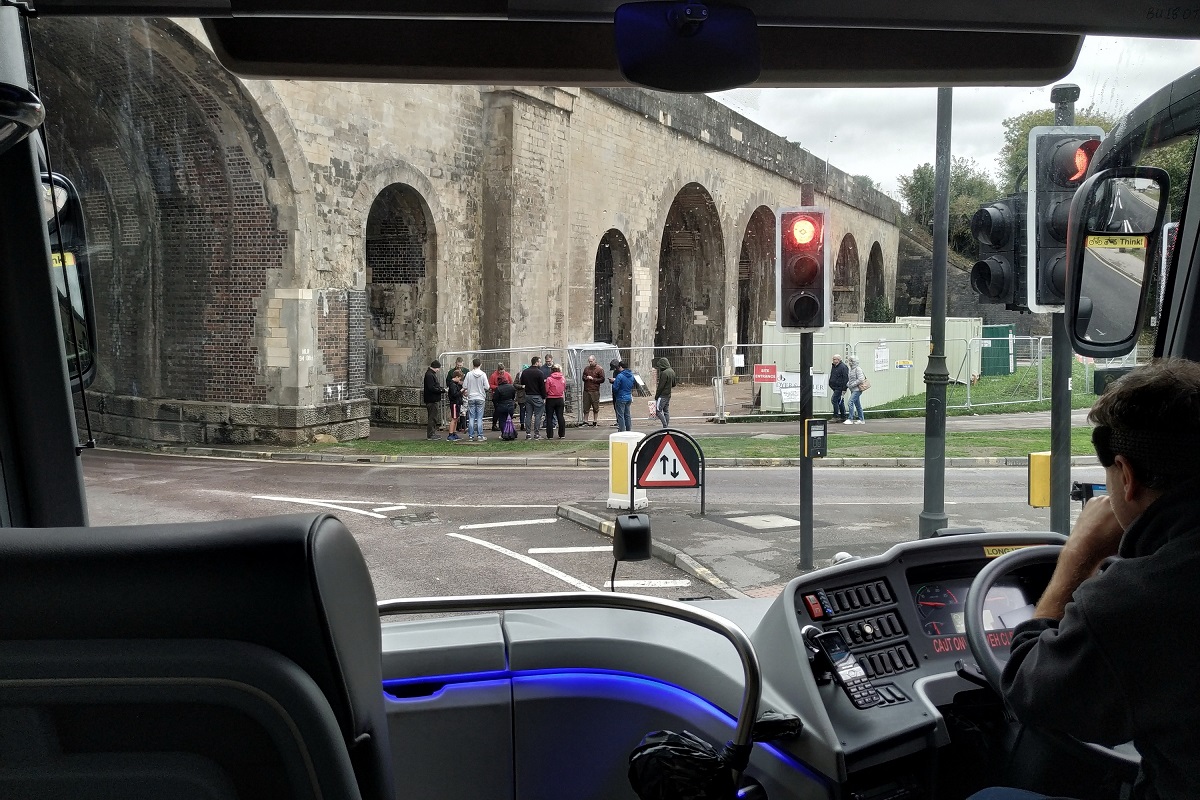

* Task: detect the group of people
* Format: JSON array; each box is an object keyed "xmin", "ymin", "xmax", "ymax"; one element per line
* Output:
[
  {"xmin": 422, "ymin": 353, "xmax": 570, "ymax": 442},
  {"xmin": 827, "ymin": 353, "xmax": 867, "ymax": 424},
  {"xmin": 423, "ymin": 352, "xmax": 679, "ymax": 441}
]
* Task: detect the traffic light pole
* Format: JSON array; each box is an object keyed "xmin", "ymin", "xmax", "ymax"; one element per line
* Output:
[
  {"xmin": 1049, "ymin": 85, "xmax": 1079, "ymax": 535},
  {"xmin": 799, "ymin": 332, "xmax": 814, "ymax": 570},
  {"xmin": 919, "ymin": 88, "xmax": 953, "ymax": 538}
]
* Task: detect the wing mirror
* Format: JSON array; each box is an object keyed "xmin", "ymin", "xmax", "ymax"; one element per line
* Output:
[
  {"xmin": 42, "ymin": 172, "xmax": 98, "ymax": 392},
  {"xmin": 0, "ymin": 83, "xmax": 43, "ymax": 157},
  {"xmin": 1064, "ymin": 166, "xmax": 1170, "ymax": 358}
]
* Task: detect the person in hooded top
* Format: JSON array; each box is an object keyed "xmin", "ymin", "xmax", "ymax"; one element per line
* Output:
[
  {"xmin": 544, "ymin": 365, "xmax": 567, "ymax": 439},
  {"xmin": 653, "ymin": 357, "xmax": 677, "ymax": 428}
]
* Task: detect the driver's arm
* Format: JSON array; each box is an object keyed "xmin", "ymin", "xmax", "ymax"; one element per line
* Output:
[{"xmin": 1001, "ymin": 498, "xmax": 1134, "ymax": 745}]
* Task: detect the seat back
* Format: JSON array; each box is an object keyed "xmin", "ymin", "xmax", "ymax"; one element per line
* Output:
[{"xmin": 0, "ymin": 513, "xmax": 393, "ymax": 800}]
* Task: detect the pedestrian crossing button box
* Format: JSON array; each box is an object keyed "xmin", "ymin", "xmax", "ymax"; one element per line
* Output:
[
  {"xmin": 805, "ymin": 419, "xmax": 827, "ymax": 458},
  {"xmin": 614, "ymin": 514, "xmax": 652, "ymax": 561}
]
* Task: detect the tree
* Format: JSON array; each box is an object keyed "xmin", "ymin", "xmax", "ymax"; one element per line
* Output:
[
  {"xmin": 852, "ymin": 174, "xmax": 878, "ymax": 194},
  {"xmin": 897, "ymin": 163, "xmax": 935, "ymax": 228},
  {"xmin": 996, "ymin": 107, "xmax": 1118, "ymax": 191},
  {"xmin": 1140, "ymin": 137, "xmax": 1196, "ymax": 221},
  {"xmin": 898, "ymin": 158, "xmax": 998, "ymax": 258}
]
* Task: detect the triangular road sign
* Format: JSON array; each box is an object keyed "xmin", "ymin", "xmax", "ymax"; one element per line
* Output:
[{"xmin": 638, "ymin": 434, "xmax": 699, "ymax": 487}]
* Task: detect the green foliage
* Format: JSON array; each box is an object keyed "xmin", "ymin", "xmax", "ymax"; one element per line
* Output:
[
  {"xmin": 852, "ymin": 174, "xmax": 879, "ymax": 194},
  {"xmin": 864, "ymin": 294, "xmax": 894, "ymax": 323},
  {"xmin": 996, "ymin": 107, "xmax": 1118, "ymax": 191},
  {"xmin": 897, "ymin": 158, "xmax": 998, "ymax": 260},
  {"xmin": 1139, "ymin": 136, "xmax": 1196, "ymax": 222}
]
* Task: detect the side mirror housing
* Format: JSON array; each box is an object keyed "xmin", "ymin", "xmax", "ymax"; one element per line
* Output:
[{"xmin": 1065, "ymin": 166, "xmax": 1170, "ymax": 358}]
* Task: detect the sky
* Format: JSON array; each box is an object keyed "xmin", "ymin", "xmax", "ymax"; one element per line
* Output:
[{"xmin": 711, "ymin": 37, "xmax": 1200, "ymax": 205}]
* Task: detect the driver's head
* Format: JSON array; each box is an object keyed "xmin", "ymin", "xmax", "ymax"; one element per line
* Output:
[{"xmin": 1089, "ymin": 358, "xmax": 1200, "ymax": 498}]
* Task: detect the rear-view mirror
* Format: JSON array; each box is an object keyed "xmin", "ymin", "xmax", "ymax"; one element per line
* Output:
[
  {"xmin": 0, "ymin": 83, "xmax": 43, "ymax": 157},
  {"xmin": 614, "ymin": 2, "xmax": 760, "ymax": 92},
  {"xmin": 1065, "ymin": 166, "xmax": 1169, "ymax": 358}
]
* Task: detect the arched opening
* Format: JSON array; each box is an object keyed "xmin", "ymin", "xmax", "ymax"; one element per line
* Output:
[
  {"xmin": 30, "ymin": 17, "xmax": 290, "ymax": 405},
  {"xmin": 594, "ymin": 230, "xmax": 632, "ymax": 347},
  {"xmin": 865, "ymin": 242, "xmax": 891, "ymax": 322},
  {"xmin": 736, "ymin": 206, "xmax": 776, "ymax": 347},
  {"xmin": 656, "ymin": 183, "xmax": 726, "ymax": 377},
  {"xmin": 833, "ymin": 233, "xmax": 861, "ymax": 321},
  {"xmin": 365, "ymin": 184, "xmax": 437, "ymax": 387}
]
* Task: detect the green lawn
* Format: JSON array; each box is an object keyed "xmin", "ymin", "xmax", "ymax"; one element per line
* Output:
[
  {"xmin": 311, "ymin": 427, "xmax": 1096, "ymax": 460},
  {"xmin": 869, "ymin": 357, "xmax": 1097, "ymax": 418}
]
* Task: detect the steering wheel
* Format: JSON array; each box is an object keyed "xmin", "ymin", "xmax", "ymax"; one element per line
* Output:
[
  {"xmin": 965, "ymin": 544, "xmax": 1063, "ymax": 691},
  {"xmin": 965, "ymin": 544, "xmax": 1141, "ymax": 775}
]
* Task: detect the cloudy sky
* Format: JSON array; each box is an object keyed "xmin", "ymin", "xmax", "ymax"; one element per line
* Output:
[{"xmin": 712, "ymin": 37, "xmax": 1200, "ymax": 204}]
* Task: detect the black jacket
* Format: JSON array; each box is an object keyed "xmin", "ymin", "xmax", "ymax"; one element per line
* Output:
[
  {"xmin": 493, "ymin": 382, "xmax": 517, "ymax": 414},
  {"xmin": 1002, "ymin": 482, "xmax": 1200, "ymax": 800},
  {"xmin": 423, "ymin": 368, "xmax": 443, "ymax": 404},
  {"xmin": 521, "ymin": 366, "xmax": 546, "ymax": 399},
  {"xmin": 829, "ymin": 361, "xmax": 849, "ymax": 392}
]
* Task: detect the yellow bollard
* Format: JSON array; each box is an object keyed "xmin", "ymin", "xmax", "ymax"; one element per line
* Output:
[{"xmin": 608, "ymin": 431, "xmax": 648, "ymax": 509}]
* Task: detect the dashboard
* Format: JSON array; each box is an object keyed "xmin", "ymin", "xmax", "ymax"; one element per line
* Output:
[{"xmin": 769, "ymin": 531, "xmax": 1064, "ymax": 781}]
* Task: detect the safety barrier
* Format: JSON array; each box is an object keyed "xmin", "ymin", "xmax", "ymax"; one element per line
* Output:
[{"xmin": 717, "ymin": 341, "xmax": 853, "ymax": 420}]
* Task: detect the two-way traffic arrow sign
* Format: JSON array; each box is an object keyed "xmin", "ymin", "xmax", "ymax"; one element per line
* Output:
[{"xmin": 637, "ymin": 434, "xmax": 699, "ymax": 487}]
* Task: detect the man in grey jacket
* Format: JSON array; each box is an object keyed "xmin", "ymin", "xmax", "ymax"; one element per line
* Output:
[{"xmin": 971, "ymin": 359, "xmax": 1200, "ymax": 800}]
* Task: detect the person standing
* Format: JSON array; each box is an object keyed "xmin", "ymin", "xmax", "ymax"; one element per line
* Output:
[
  {"xmin": 520, "ymin": 357, "xmax": 546, "ymax": 439},
  {"xmin": 446, "ymin": 369, "xmax": 465, "ymax": 441},
  {"xmin": 464, "ymin": 358, "xmax": 490, "ymax": 442},
  {"xmin": 489, "ymin": 362, "xmax": 512, "ymax": 431},
  {"xmin": 541, "ymin": 353, "xmax": 555, "ymax": 380},
  {"xmin": 828, "ymin": 354, "xmax": 849, "ymax": 422},
  {"xmin": 845, "ymin": 356, "xmax": 866, "ymax": 425},
  {"xmin": 493, "ymin": 374, "xmax": 517, "ymax": 436},
  {"xmin": 581, "ymin": 355, "xmax": 605, "ymax": 427},
  {"xmin": 515, "ymin": 365, "xmax": 528, "ymax": 431},
  {"xmin": 423, "ymin": 360, "xmax": 443, "ymax": 439},
  {"xmin": 544, "ymin": 366, "xmax": 567, "ymax": 439},
  {"xmin": 653, "ymin": 357, "xmax": 676, "ymax": 428},
  {"xmin": 611, "ymin": 361, "xmax": 635, "ymax": 432}
]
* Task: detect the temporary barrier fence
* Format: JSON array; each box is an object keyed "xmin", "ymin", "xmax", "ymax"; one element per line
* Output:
[{"xmin": 717, "ymin": 341, "xmax": 852, "ymax": 420}]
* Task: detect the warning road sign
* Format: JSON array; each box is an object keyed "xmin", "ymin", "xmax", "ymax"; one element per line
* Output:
[
  {"xmin": 629, "ymin": 428, "xmax": 707, "ymax": 514},
  {"xmin": 638, "ymin": 435, "xmax": 699, "ymax": 487}
]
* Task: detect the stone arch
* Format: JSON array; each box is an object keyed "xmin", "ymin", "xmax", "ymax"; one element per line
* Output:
[
  {"xmin": 364, "ymin": 184, "xmax": 438, "ymax": 387},
  {"xmin": 656, "ymin": 183, "xmax": 726, "ymax": 377},
  {"xmin": 29, "ymin": 16, "xmax": 293, "ymax": 405},
  {"xmin": 594, "ymin": 229, "xmax": 632, "ymax": 347},
  {"xmin": 833, "ymin": 233, "xmax": 862, "ymax": 321},
  {"xmin": 736, "ymin": 206, "xmax": 776, "ymax": 347},
  {"xmin": 865, "ymin": 242, "xmax": 888, "ymax": 320}
]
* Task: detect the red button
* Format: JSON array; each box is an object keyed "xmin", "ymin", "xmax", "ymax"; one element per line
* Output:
[{"xmin": 803, "ymin": 594, "xmax": 825, "ymax": 619}]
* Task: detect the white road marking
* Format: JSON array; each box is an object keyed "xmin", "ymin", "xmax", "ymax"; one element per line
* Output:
[
  {"xmin": 604, "ymin": 580, "xmax": 691, "ymax": 588},
  {"xmin": 372, "ymin": 505, "xmax": 409, "ymax": 512},
  {"xmin": 447, "ymin": 532, "xmax": 597, "ymax": 592},
  {"xmin": 459, "ymin": 518, "xmax": 558, "ymax": 530},
  {"xmin": 251, "ymin": 495, "xmax": 387, "ymax": 518},
  {"xmin": 529, "ymin": 546, "xmax": 612, "ymax": 554}
]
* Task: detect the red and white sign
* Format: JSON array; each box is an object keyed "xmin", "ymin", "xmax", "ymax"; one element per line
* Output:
[
  {"xmin": 638, "ymin": 434, "xmax": 699, "ymax": 487},
  {"xmin": 752, "ymin": 364, "xmax": 777, "ymax": 383}
]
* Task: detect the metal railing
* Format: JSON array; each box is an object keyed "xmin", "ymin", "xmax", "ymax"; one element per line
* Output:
[{"xmin": 717, "ymin": 341, "xmax": 852, "ymax": 420}]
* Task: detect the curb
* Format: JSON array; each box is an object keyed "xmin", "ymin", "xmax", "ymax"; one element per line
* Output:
[
  {"xmin": 108, "ymin": 445, "xmax": 1099, "ymax": 469},
  {"xmin": 556, "ymin": 503, "xmax": 751, "ymax": 600}
]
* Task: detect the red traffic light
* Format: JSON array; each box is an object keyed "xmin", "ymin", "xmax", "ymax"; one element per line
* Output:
[
  {"xmin": 1050, "ymin": 138, "xmax": 1101, "ymax": 185},
  {"xmin": 789, "ymin": 215, "xmax": 819, "ymax": 246}
]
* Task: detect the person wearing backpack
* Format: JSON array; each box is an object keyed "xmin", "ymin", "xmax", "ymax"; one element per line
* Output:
[
  {"xmin": 493, "ymin": 374, "xmax": 517, "ymax": 440},
  {"xmin": 611, "ymin": 361, "xmax": 636, "ymax": 432}
]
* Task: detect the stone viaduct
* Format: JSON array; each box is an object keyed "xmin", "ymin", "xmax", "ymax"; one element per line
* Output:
[{"xmin": 33, "ymin": 16, "xmax": 902, "ymax": 445}]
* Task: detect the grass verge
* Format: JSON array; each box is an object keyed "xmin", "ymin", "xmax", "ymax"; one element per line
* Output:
[{"xmin": 310, "ymin": 427, "xmax": 1096, "ymax": 460}]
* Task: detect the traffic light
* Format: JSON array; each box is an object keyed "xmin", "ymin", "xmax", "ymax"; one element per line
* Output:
[
  {"xmin": 776, "ymin": 207, "xmax": 828, "ymax": 330},
  {"xmin": 1027, "ymin": 126, "xmax": 1103, "ymax": 312},
  {"xmin": 970, "ymin": 193, "xmax": 1026, "ymax": 311}
]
